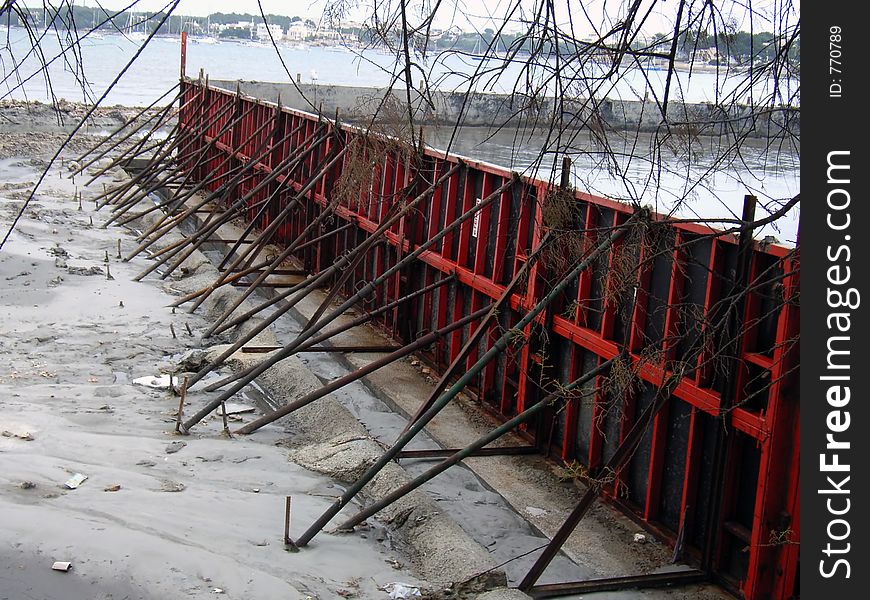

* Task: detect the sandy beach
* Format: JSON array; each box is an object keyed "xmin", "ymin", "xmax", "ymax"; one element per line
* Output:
[{"xmin": 0, "ymin": 121, "xmax": 425, "ymax": 599}]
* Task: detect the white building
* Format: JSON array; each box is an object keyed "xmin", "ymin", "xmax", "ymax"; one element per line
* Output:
[
  {"xmin": 256, "ymin": 22, "xmax": 284, "ymax": 42},
  {"xmin": 314, "ymin": 27, "xmax": 341, "ymax": 41},
  {"xmin": 285, "ymin": 22, "xmax": 310, "ymax": 41},
  {"xmin": 218, "ymin": 20, "xmax": 254, "ymax": 32}
]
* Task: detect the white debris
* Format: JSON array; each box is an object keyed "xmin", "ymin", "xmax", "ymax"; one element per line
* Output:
[
  {"xmin": 1, "ymin": 429, "xmax": 34, "ymax": 441},
  {"xmin": 633, "ymin": 533, "xmax": 647, "ymax": 543},
  {"xmin": 51, "ymin": 561, "xmax": 72, "ymax": 572},
  {"xmin": 63, "ymin": 473, "xmax": 88, "ymax": 489},
  {"xmin": 218, "ymin": 403, "xmax": 255, "ymax": 416},
  {"xmin": 383, "ymin": 582, "xmax": 421, "ymax": 599},
  {"xmin": 133, "ymin": 374, "xmax": 172, "ymax": 389}
]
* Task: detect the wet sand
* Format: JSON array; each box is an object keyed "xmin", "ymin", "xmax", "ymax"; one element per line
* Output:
[{"xmin": 0, "ymin": 152, "xmax": 420, "ymax": 599}]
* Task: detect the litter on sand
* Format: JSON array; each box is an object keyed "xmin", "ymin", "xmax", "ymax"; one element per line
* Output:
[
  {"xmin": 217, "ymin": 403, "xmax": 255, "ymax": 416},
  {"xmin": 63, "ymin": 473, "xmax": 88, "ymax": 489},
  {"xmin": 133, "ymin": 374, "xmax": 172, "ymax": 389},
  {"xmin": 165, "ymin": 440, "xmax": 187, "ymax": 454},
  {"xmin": 382, "ymin": 582, "xmax": 421, "ymax": 599},
  {"xmin": 51, "ymin": 561, "xmax": 72, "ymax": 572},
  {"xmin": 2, "ymin": 429, "xmax": 34, "ymax": 441}
]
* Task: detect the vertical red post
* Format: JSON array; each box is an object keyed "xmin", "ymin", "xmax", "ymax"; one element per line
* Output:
[
  {"xmin": 743, "ymin": 249, "xmax": 800, "ymax": 599},
  {"xmin": 180, "ymin": 31, "xmax": 187, "ymax": 79}
]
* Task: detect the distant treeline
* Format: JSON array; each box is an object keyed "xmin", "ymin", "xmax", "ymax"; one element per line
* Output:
[
  {"xmin": 673, "ymin": 29, "xmax": 800, "ymax": 65},
  {"xmin": 12, "ymin": 5, "xmax": 199, "ymax": 35},
  {"xmin": 8, "ymin": 6, "xmax": 281, "ymax": 36},
  {"xmin": 429, "ymin": 29, "xmax": 799, "ymax": 65}
]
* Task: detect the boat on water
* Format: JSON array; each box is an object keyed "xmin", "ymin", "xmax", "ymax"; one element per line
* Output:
[
  {"xmin": 191, "ymin": 17, "xmax": 219, "ymax": 45},
  {"xmin": 123, "ymin": 12, "xmax": 148, "ymax": 42}
]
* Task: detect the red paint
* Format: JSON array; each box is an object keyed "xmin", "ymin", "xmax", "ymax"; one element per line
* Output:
[{"xmin": 179, "ymin": 79, "xmax": 800, "ymax": 599}]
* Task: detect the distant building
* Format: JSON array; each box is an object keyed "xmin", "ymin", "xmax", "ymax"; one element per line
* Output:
[
  {"xmin": 256, "ymin": 22, "xmax": 284, "ymax": 42},
  {"xmin": 313, "ymin": 27, "xmax": 341, "ymax": 41},
  {"xmin": 217, "ymin": 20, "xmax": 255, "ymax": 37},
  {"xmin": 689, "ymin": 47, "xmax": 720, "ymax": 64},
  {"xmin": 219, "ymin": 20, "xmax": 254, "ymax": 31},
  {"xmin": 285, "ymin": 22, "xmax": 310, "ymax": 41}
]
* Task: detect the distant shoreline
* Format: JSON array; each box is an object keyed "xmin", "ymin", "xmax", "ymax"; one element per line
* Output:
[{"xmin": 4, "ymin": 24, "xmax": 750, "ymax": 78}]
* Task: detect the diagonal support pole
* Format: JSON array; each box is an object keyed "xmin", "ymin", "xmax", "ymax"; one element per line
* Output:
[
  {"xmin": 337, "ymin": 357, "xmax": 617, "ymax": 531},
  {"xmin": 291, "ymin": 213, "xmax": 638, "ymax": 547},
  {"xmin": 233, "ymin": 305, "xmax": 493, "ymax": 435}
]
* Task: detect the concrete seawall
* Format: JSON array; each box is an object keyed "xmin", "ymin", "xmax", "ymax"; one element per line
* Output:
[{"xmin": 211, "ymin": 78, "xmax": 799, "ymax": 139}]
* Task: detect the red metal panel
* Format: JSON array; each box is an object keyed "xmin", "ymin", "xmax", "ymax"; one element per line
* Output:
[
  {"xmin": 643, "ymin": 231, "xmax": 686, "ymax": 521},
  {"xmin": 177, "ymin": 80, "xmax": 800, "ymax": 600},
  {"xmin": 743, "ymin": 251, "xmax": 800, "ymax": 598}
]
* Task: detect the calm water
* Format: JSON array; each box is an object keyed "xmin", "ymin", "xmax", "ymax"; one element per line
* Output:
[
  {"xmin": 2, "ymin": 27, "xmax": 798, "ymax": 107},
  {"xmin": 429, "ymin": 127, "xmax": 799, "ymax": 244},
  {"xmin": 1, "ymin": 27, "xmax": 799, "ymax": 243}
]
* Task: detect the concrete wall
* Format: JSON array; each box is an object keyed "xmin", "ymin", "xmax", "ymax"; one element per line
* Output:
[{"xmin": 210, "ymin": 78, "xmax": 799, "ymax": 139}]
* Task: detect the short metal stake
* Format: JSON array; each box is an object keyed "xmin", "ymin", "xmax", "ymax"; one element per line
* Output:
[
  {"xmin": 284, "ymin": 496, "xmax": 298, "ymax": 551},
  {"xmin": 220, "ymin": 401, "xmax": 232, "ymax": 438},
  {"xmin": 175, "ymin": 376, "xmax": 188, "ymax": 433}
]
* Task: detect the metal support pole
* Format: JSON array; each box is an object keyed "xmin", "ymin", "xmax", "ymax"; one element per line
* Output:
[
  {"xmin": 234, "ymin": 305, "xmax": 493, "ymax": 435},
  {"xmin": 397, "ymin": 230, "xmax": 552, "ymax": 439},
  {"xmin": 73, "ymin": 85, "xmax": 182, "ymax": 174},
  {"xmin": 337, "ymin": 358, "xmax": 616, "ymax": 530},
  {"xmin": 156, "ymin": 138, "xmax": 335, "ymax": 281},
  {"xmin": 701, "ymin": 194, "xmax": 757, "ymax": 574},
  {"xmin": 194, "ymin": 145, "xmax": 347, "ymax": 320},
  {"xmin": 121, "ymin": 103, "xmax": 292, "ymax": 238},
  {"xmin": 526, "ymin": 570, "xmax": 707, "ymax": 598},
  {"xmin": 81, "ymin": 104, "xmax": 182, "ymax": 187},
  {"xmin": 269, "ymin": 171, "xmax": 509, "ymax": 353},
  {"xmin": 182, "ymin": 163, "xmax": 462, "ymax": 391},
  {"xmin": 517, "ymin": 365, "xmax": 683, "ymax": 590},
  {"xmin": 292, "ymin": 214, "xmax": 636, "ymax": 547},
  {"xmin": 95, "ymin": 91, "xmax": 228, "ymax": 211},
  {"xmin": 126, "ymin": 119, "xmax": 309, "ymax": 259},
  {"xmin": 180, "ymin": 31, "xmax": 187, "ymax": 78},
  {"xmin": 154, "ymin": 122, "xmax": 331, "ymax": 280},
  {"xmin": 132, "ymin": 134, "xmax": 332, "ymax": 283},
  {"xmin": 202, "ymin": 276, "xmax": 453, "ymax": 392},
  {"xmin": 166, "ymin": 221, "xmax": 349, "ymax": 309}
]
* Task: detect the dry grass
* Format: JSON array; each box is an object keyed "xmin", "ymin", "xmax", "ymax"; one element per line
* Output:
[
  {"xmin": 334, "ymin": 93, "xmax": 420, "ymax": 209},
  {"xmin": 603, "ymin": 220, "xmax": 646, "ymax": 306},
  {"xmin": 599, "ymin": 353, "xmax": 641, "ymax": 400},
  {"xmin": 541, "ymin": 186, "xmax": 579, "ymax": 231}
]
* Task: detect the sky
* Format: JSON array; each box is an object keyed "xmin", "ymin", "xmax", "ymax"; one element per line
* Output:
[{"xmin": 53, "ymin": 0, "xmax": 799, "ymax": 36}]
